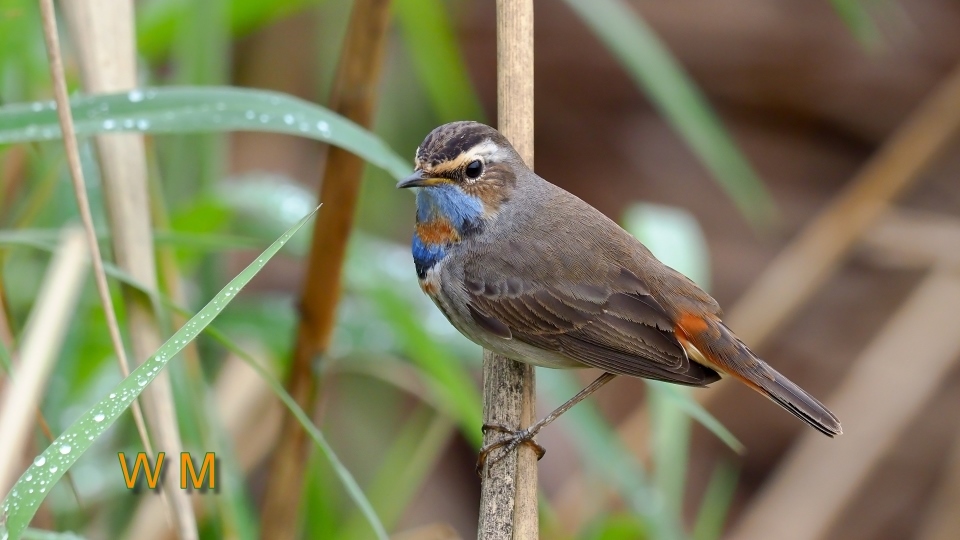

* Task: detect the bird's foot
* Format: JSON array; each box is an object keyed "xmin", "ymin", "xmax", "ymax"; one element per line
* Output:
[{"xmin": 476, "ymin": 423, "xmax": 546, "ymax": 477}]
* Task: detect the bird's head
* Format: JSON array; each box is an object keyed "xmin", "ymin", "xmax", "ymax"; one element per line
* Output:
[{"xmin": 398, "ymin": 121, "xmax": 522, "ymax": 235}]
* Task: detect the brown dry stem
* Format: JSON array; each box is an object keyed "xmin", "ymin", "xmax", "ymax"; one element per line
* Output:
[
  {"xmin": 477, "ymin": 2, "xmax": 539, "ymax": 539},
  {"xmin": 258, "ymin": 1, "xmax": 393, "ymax": 538}
]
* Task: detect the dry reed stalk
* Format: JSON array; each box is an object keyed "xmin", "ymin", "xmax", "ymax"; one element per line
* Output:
[
  {"xmin": 0, "ymin": 281, "xmax": 16, "ymax": 388},
  {"xmin": 862, "ymin": 209, "xmax": 960, "ymax": 268},
  {"xmin": 477, "ymin": 2, "xmax": 538, "ymax": 539},
  {"xmin": 694, "ymin": 59, "xmax": 960, "ymax": 411},
  {"xmin": 117, "ymin": 162, "xmax": 232, "ymax": 540},
  {"xmin": 392, "ymin": 523, "xmax": 463, "ymax": 540},
  {"xmin": 722, "ymin": 61, "xmax": 960, "ymax": 350},
  {"xmin": 0, "ymin": 146, "xmax": 27, "ymax": 217},
  {"xmin": 215, "ymin": 354, "xmax": 283, "ymax": 469},
  {"xmin": 58, "ymin": 0, "xmax": 197, "ymax": 536},
  {"xmin": 728, "ymin": 268, "xmax": 960, "ymax": 540},
  {"xmin": 916, "ymin": 424, "xmax": 960, "ymax": 540},
  {"xmin": 0, "ymin": 228, "xmax": 87, "ymax": 495},
  {"xmin": 259, "ymin": 1, "xmax": 393, "ymax": 537}
]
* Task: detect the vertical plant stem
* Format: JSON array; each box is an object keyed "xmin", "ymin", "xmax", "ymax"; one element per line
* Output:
[
  {"xmin": 477, "ymin": 2, "xmax": 538, "ymax": 539},
  {"xmin": 119, "ymin": 166, "xmax": 225, "ymax": 540},
  {"xmin": 0, "ymin": 228, "xmax": 87, "ymax": 495},
  {"xmin": 0, "ymin": 278, "xmax": 15, "ymax": 373},
  {"xmin": 36, "ymin": 0, "xmax": 138, "ymax": 415},
  {"xmin": 36, "ymin": 0, "xmax": 162, "ymax": 474},
  {"xmin": 259, "ymin": 1, "xmax": 393, "ymax": 538},
  {"xmin": 58, "ymin": 1, "xmax": 197, "ymax": 537}
]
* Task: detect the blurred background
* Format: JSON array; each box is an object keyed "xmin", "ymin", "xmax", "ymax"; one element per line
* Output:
[{"xmin": 2, "ymin": 0, "xmax": 960, "ymax": 539}]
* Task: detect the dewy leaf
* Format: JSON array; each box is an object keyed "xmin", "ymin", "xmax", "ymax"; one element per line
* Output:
[
  {"xmin": 0, "ymin": 87, "xmax": 409, "ymax": 179},
  {"xmin": 562, "ymin": 0, "xmax": 779, "ymax": 231},
  {"xmin": 0, "ymin": 208, "xmax": 317, "ymax": 539}
]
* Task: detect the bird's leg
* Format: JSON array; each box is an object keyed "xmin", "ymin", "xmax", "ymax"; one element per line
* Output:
[{"xmin": 477, "ymin": 372, "xmax": 617, "ymax": 475}]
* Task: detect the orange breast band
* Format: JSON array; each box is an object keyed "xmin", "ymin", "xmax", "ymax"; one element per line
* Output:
[{"xmin": 415, "ymin": 218, "xmax": 460, "ymax": 245}]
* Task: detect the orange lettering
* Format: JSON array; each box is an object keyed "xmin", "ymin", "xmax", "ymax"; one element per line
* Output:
[
  {"xmin": 181, "ymin": 452, "xmax": 215, "ymax": 490},
  {"xmin": 118, "ymin": 452, "xmax": 164, "ymax": 489}
]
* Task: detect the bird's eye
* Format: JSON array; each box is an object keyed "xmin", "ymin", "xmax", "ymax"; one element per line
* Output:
[{"xmin": 465, "ymin": 159, "xmax": 483, "ymax": 179}]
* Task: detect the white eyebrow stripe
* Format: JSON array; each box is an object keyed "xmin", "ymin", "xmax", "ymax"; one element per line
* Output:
[
  {"xmin": 420, "ymin": 138, "xmax": 505, "ymax": 176},
  {"xmin": 426, "ymin": 139, "xmax": 502, "ymax": 175},
  {"xmin": 463, "ymin": 140, "xmax": 500, "ymax": 158}
]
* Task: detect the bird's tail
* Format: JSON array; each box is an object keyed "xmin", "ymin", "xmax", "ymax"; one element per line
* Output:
[
  {"xmin": 679, "ymin": 315, "xmax": 842, "ymax": 437},
  {"xmin": 748, "ymin": 361, "xmax": 842, "ymax": 437}
]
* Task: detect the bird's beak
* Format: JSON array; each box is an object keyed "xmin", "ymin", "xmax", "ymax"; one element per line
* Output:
[{"xmin": 396, "ymin": 170, "xmax": 443, "ymax": 189}]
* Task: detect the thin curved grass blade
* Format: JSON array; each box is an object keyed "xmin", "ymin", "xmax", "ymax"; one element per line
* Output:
[
  {"xmin": 0, "ymin": 229, "xmax": 261, "ymax": 252},
  {"xmin": 199, "ymin": 326, "xmax": 390, "ymax": 540},
  {"xmin": 0, "ymin": 87, "xmax": 409, "ymax": 179},
  {"xmin": 651, "ymin": 381, "xmax": 744, "ymax": 453},
  {"xmin": 19, "ymin": 528, "xmax": 86, "ymax": 540}
]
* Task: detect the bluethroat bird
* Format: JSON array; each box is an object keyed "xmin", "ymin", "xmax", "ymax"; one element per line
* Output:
[{"xmin": 398, "ymin": 121, "xmax": 842, "ymax": 467}]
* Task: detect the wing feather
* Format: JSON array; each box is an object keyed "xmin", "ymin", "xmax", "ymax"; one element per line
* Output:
[{"xmin": 465, "ymin": 267, "xmax": 720, "ymax": 386}]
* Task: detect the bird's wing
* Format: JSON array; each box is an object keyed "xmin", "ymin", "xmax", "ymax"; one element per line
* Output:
[{"xmin": 463, "ymin": 266, "xmax": 720, "ymax": 386}]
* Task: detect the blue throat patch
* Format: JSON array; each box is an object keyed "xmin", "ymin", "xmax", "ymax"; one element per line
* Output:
[
  {"xmin": 411, "ymin": 237, "xmax": 445, "ymax": 279},
  {"xmin": 411, "ymin": 184, "xmax": 485, "ymax": 279}
]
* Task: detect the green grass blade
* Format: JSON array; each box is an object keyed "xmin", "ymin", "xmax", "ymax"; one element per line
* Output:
[
  {"xmin": 0, "ymin": 332, "xmax": 13, "ymax": 374},
  {"xmin": 136, "ymin": 0, "xmax": 317, "ymax": 61},
  {"xmin": 0, "ymin": 228, "xmax": 262, "ymax": 252},
  {"xmin": 201, "ymin": 329, "xmax": 390, "ymax": 540},
  {"xmin": 345, "ymin": 234, "xmax": 483, "ymax": 446},
  {"xmin": 19, "ymin": 529, "xmax": 85, "ymax": 540},
  {"xmin": 562, "ymin": 0, "xmax": 778, "ymax": 230},
  {"xmin": 367, "ymin": 285, "xmax": 484, "ymax": 446},
  {"xmin": 651, "ymin": 382, "xmax": 744, "ymax": 454},
  {"xmin": 394, "ymin": 0, "xmax": 486, "ymax": 122},
  {"xmin": 0, "ymin": 87, "xmax": 409, "ymax": 179},
  {"xmin": 649, "ymin": 384, "xmax": 692, "ymax": 523},
  {"xmin": 136, "ymin": 297, "xmax": 390, "ymax": 540},
  {"xmin": 828, "ymin": 0, "xmax": 881, "ymax": 48},
  {"xmin": 337, "ymin": 409, "xmax": 454, "ymax": 539},
  {"xmin": 0, "ymin": 208, "xmax": 317, "ymax": 539},
  {"xmin": 539, "ymin": 370, "xmax": 684, "ymax": 540},
  {"xmin": 621, "ymin": 202, "xmax": 710, "ymax": 290},
  {"xmin": 692, "ymin": 461, "xmax": 739, "ymax": 540},
  {"xmin": 162, "ymin": 0, "xmax": 230, "ymax": 201}
]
